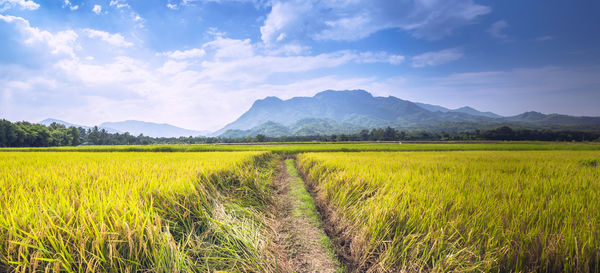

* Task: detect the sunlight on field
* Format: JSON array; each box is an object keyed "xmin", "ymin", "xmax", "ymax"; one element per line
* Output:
[
  {"xmin": 0, "ymin": 152, "xmax": 272, "ymax": 272},
  {"xmin": 298, "ymin": 151, "xmax": 600, "ymax": 272}
]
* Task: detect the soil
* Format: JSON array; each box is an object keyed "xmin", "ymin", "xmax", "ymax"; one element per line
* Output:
[{"xmin": 266, "ymin": 158, "xmax": 341, "ymax": 273}]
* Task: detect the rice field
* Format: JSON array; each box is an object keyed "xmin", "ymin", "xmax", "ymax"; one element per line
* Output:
[
  {"xmin": 297, "ymin": 151, "xmax": 600, "ymax": 273},
  {"xmin": 0, "ymin": 152, "xmax": 274, "ymax": 272},
  {"xmin": 2, "ymin": 145, "xmax": 600, "ymax": 272}
]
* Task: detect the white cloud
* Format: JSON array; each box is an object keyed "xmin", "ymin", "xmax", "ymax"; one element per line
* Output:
[
  {"xmin": 161, "ymin": 48, "xmax": 206, "ymax": 59},
  {"xmin": 411, "ymin": 48, "xmax": 463, "ymax": 67},
  {"xmin": 109, "ymin": 0, "xmax": 130, "ymax": 9},
  {"xmin": 181, "ymin": 0, "xmax": 267, "ymax": 8},
  {"xmin": 158, "ymin": 60, "xmax": 191, "ymax": 74},
  {"xmin": 203, "ymin": 37, "xmax": 254, "ymax": 60},
  {"xmin": 260, "ymin": 0, "xmax": 491, "ymax": 45},
  {"xmin": 488, "ymin": 20, "xmax": 508, "ymax": 40},
  {"xmin": 83, "ymin": 28, "xmax": 133, "ymax": 47},
  {"xmin": 63, "ymin": 0, "xmax": 78, "ymax": 10},
  {"xmin": 0, "ymin": 0, "xmax": 39, "ymax": 11},
  {"xmin": 166, "ymin": 3, "xmax": 177, "ymax": 9},
  {"xmin": 0, "ymin": 24, "xmax": 416, "ymax": 130},
  {"xmin": 0, "ymin": 14, "xmax": 79, "ymax": 58},
  {"xmin": 358, "ymin": 52, "xmax": 405, "ymax": 65},
  {"xmin": 92, "ymin": 4, "xmax": 102, "ymax": 14}
]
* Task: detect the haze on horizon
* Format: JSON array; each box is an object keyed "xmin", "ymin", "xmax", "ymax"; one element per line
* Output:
[{"xmin": 1, "ymin": 0, "xmax": 599, "ymax": 131}]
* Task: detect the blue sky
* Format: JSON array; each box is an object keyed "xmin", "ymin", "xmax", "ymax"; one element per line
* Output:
[{"xmin": 1, "ymin": 0, "xmax": 599, "ymax": 131}]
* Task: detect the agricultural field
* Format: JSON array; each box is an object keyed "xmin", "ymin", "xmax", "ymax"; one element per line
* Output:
[
  {"xmin": 2, "ymin": 141, "xmax": 600, "ymax": 153},
  {"xmin": 0, "ymin": 152, "xmax": 275, "ymax": 272},
  {"xmin": 297, "ymin": 151, "xmax": 600, "ymax": 272},
  {"xmin": 1, "ymin": 144, "xmax": 600, "ymax": 272}
]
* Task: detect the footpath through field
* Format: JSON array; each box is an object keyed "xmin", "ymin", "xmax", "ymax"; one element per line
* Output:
[{"xmin": 267, "ymin": 158, "xmax": 343, "ymax": 273}]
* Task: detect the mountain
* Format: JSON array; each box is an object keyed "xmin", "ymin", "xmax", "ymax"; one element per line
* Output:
[
  {"xmin": 40, "ymin": 118, "xmax": 88, "ymax": 129},
  {"xmin": 39, "ymin": 118, "xmax": 122, "ymax": 133},
  {"xmin": 220, "ymin": 118, "xmax": 362, "ymax": 138},
  {"xmin": 100, "ymin": 120, "xmax": 206, "ymax": 138},
  {"xmin": 504, "ymin": 111, "xmax": 600, "ymax": 128},
  {"xmin": 40, "ymin": 118, "xmax": 209, "ymax": 137},
  {"xmin": 414, "ymin": 103, "xmax": 502, "ymax": 118},
  {"xmin": 217, "ymin": 89, "xmax": 492, "ymax": 136},
  {"xmin": 217, "ymin": 90, "xmax": 600, "ymax": 137}
]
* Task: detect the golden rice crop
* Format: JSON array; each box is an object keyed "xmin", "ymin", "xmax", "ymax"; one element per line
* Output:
[
  {"xmin": 297, "ymin": 151, "xmax": 600, "ymax": 273},
  {"xmin": 0, "ymin": 151, "xmax": 274, "ymax": 272}
]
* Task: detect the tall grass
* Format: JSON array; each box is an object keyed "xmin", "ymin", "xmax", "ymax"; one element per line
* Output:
[
  {"xmin": 0, "ymin": 152, "xmax": 275, "ymax": 272},
  {"xmin": 298, "ymin": 151, "xmax": 600, "ymax": 272}
]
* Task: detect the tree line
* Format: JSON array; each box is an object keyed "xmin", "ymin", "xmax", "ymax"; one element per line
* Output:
[
  {"xmin": 250, "ymin": 126, "xmax": 600, "ymax": 143},
  {"xmin": 1, "ymin": 119, "xmax": 599, "ymax": 147},
  {"xmin": 0, "ymin": 119, "xmax": 222, "ymax": 147}
]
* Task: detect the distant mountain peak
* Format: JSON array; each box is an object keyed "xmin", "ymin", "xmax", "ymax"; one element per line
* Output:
[
  {"xmin": 314, "ymin": 89, "xmax": 372, "ymax": 99},
  {"xmin": 252, "ymin": 96, "xmax": 283, "ymax": 108},
  {"xmin": 215, "ymin": 89, "xmax": 600, "ymax": 138},
  {"xmin": 39, "ymin": 118, "xmax": 209, "ymax": 137}
]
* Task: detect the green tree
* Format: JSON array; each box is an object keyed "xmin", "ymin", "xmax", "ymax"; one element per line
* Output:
[{"xmin": 255, "ymin": 134, "xmax": 266, "ymax": 142}]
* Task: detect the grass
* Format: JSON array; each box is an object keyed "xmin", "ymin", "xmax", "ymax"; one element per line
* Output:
[
  {"xmin": 1, "ymin": 141, "xmax": 600, "ymax": 154},
  {"xmin": 284, "ymin": 159, "xmax": 342, "ymax": 272},
  {"xmin": 297, "ymin": 151, "xmax": 600, "ymax": 273},
  {"xmin": 0, "ymin": 151, "xmax": 276, "ymax": 272}
]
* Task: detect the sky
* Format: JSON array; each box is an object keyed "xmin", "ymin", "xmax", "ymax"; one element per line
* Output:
[{"xmin": 1, "ymin": 0, "xmax": 599, "ymax": 131}]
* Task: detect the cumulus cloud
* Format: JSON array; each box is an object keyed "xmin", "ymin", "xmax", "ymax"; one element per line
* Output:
[
  {"xmin": 411, "ymin": 48, "xmax": 463, "ymax": 67},
  {"xmin": 0, "ymin": 0, "xmax": 39, "ymax": 11},
  {"xmin": 83, "ymin": 28, "xmax": 133, "ymax": 47},
  {"xmin": 260, "ymin": 0, "xmax": 491, "ymax": 45},
  {"xmin": 0, "ymin": 14, "xmax": 79, "ymax": 58},
  {"xmin": 109, "ymin": 0, "xmax": 129, "ymax": 9},
  {"xmin": 161, "ymin": 48, "xmax": 206, "ymax": 59},
  {"xmin": 92, "ymin": 4, "xmax": 102, "ymax": 14},
  {"xmin": 488, "ymin": 20, "xmax": 508, "ymax": 40},
  {"xmin": 63, "ymin": 0, "xmax": 78, "ymax": 10},
  {"xmin": 0, "ymin": 18, "xmax": 413, "ymax": 130}
]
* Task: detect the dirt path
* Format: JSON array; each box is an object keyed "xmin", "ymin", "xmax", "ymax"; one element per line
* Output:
[{"xmin": 267, "ymin": 158, "xmax": 342, "ymax": 273}]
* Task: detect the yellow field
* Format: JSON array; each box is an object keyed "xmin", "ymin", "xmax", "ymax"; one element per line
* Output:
[
  {"xmin": 298, "ymin": 151, "xmax": 600, "ymax": 272},
  {"xmin": 0, "ymin": 152, "xmax": 273, "ymax": 272}
]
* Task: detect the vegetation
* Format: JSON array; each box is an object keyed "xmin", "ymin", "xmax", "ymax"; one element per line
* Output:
[
  {"xmin": 2, "ymin": 119, "xmax": 599, "ymax": 148},
  {"xmin": 284, "ymin": 159, "xmax": 343, "ymax": 272},
  {"xmin": 0, "ymin": 120, "xmax": 81, "ymax": 147},
  {"xmin": 297, "ymin": 151, "xmax": 600, "ymax": 272},
  {"xmin": 2, "ymin": 142, "xmax": 599, "ymax": 272},
  {"xmin": 2, "ymin": 142, "xmax": 600, "ymax": 154},
  {"xmin": 0, "ymin": 151, "xmax": 276, "ymax": 272},
  {"xmin": 234, "ymin": 126, "xmax": 600, "ymax": 143}
]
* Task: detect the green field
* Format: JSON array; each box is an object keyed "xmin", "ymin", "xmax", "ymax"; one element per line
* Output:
[
  {"xmin": 1, "ymin": 143, "xmax": 599, "ymax": 272},
  {"xmin": 1, "ymin": 141, "xmax": 599, "ymax": 153}
]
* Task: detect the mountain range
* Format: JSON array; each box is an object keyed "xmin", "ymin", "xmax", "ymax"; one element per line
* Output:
[
  {"xmin": 217, "ymin": 90, "xmax": 600, "ymax": 137},
  {"xmin": 40, "ymin": 89, "xmax": 600, "ymax": 138},
  {"xmin": 40, "ymin": 119, "xmax": 208, "ymax": 138}
]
